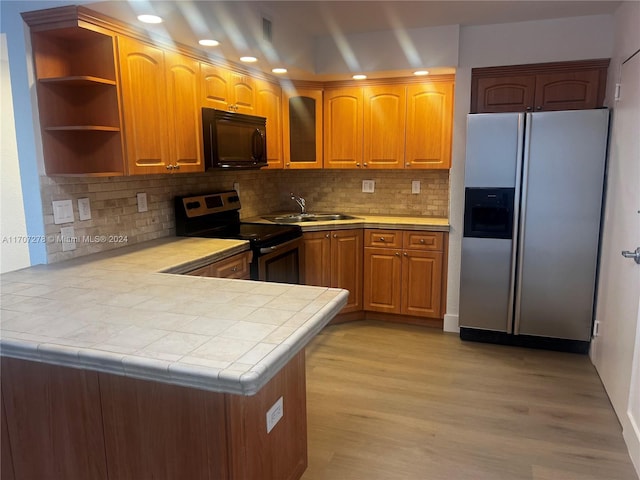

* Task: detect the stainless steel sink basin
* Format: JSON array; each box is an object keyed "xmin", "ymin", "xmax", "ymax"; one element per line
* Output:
[{"xmin": 262, "ymin": 213, "xmax": 360, "ymax": 223}]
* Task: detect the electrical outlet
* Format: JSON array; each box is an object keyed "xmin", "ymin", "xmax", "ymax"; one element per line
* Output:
[
  {"xmin": 52, "ymin": 199, "xmax": 74, "ymax": 225},
  {"xmin": 266, "ymin": 396, "xmax": 284, "ymax": 433},
  {"xmin": 411, "ymin": 180, "xmax": 421, "ymax": 194},
  {"xmin": 137, "ymin": 192, "xmax": 148, "ymax": 213},
  {"xmin": 362, "ymin": 180, "xmax": 375, "ymax": 193},
  {"xmin": 592, "ymin": 320, "xmax": 601, "ymax": 337},
  {"xmin": 78, "ymin": 197, "xmax": 92, "ymax": 221}
]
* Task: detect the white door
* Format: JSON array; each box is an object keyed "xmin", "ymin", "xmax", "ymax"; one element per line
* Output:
[{"xmin": 591, "ymin": 50, "xmax": 640, "ymax": 472}]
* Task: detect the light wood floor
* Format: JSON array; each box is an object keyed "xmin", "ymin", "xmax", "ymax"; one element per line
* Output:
[{"xmin": 302, "ymin": 321, "xmax": 638, "ymax": 480}]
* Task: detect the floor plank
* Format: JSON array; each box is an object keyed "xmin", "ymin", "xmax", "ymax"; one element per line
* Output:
[{"xmin": 302, "ymin": 321, "xmax": 638, "ymax": 480}]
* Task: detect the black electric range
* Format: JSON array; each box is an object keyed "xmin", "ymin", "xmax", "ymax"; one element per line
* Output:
[{"xmin": 174, "ymin": 191, "xmax": 303, "ymax": 282}]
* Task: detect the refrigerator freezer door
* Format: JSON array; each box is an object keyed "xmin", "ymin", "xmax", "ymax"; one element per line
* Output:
[
  {"xmin": 515, "ymin": 109, "xmax": 609, "ymax": 341},
  {"xmin": 460, "ymin": 237, "xmax": 514, "ymax": 332},
  {"xmin": 464, "ymin": 113, "xmax": 524, "ymax": 188}
]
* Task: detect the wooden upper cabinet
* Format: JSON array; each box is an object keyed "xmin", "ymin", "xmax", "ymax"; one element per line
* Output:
[
  {"xmin": 324, "ymin": 87, "xmax": 364, "ymax": 168},
  {"xmin": 282, "ymin": 87, "xmax": 323, "ymax": 169},
  {"xmin": 472, "ymin": 75, "xmax": 536, "ymax": 113},
  {"xmin": 471, "ymin": 59, "xmax": 609, "ymax": 113},
  {"xmin": 406, "ymin": 81, "xmax": 454, "ymax": 169},
  {"xmin": 24, "ymin": 18, "xmax": 125, "ymax": 176},
  {"xmin": 164, "ymin": 52, "xmax": 203, "ymax": 173},
  {"xmin": 363, "ymin": 85, "xmax": 406, "ymax": 169},
  {"xmin": 534, "ymin": 69, "xmax": 602, "ymax": 111},
  {"xmin": 200, "ymin": 63, "xmax": 230, "ymax": 110},
  {"xmin": 118, "ymin": 36, "xmax": 171, "ymax": 175},
  {"xmin": 200, "ymin": 64, "xmax": 256, "ymax": 114},
  {"xmin": 256, "ymin": 79, "xmax": 284, "ymax": 168}
]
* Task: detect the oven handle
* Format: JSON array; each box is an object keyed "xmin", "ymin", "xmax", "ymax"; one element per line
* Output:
[{"xmin": 258, "ymin": 237, "xmax": 301, "ymax": 255}]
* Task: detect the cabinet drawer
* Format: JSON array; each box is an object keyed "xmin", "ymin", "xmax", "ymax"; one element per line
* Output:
[
  {"xmin": 364, "ymin": 229, "xmax": 403, "ymax": 248},
  {"xmin": 403, "ymin": 231, "xmax": 443, "ymax": 251},
  {"xmin": 186, "ymin": 251, "xmax": 252, "ymax": 279}
]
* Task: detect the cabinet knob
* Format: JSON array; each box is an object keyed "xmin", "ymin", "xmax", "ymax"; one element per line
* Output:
[
  {"xmin": 403, "ymin": 252, "xmax": 408, "ymax": 257},
  {"xmin": 536, "ymin": 106, "xmax": 542, "ymax": 110},
  {"xmin": 165, "ymin": 164, "xmax": 174, "ymax": 170},
  {"xmin": 173, "ymin": 164, "xmax": 180, "ymax": 170},
  {"xmin": 363, "ymin": 163, "xmax": 368, "ymax": 167},
  {"xmin": 232, "ymin": 266, "xmax": 238, "ymax": 272},
  {"xmin": 405, "ymin": 162, "xmax": 411, "ymax": 167},
  {"xmin": 333, "ymin": 234, "xmax": 337, "ymax": 238},
  {"xmin": 395, "ymin": 252, "xmax": 400, "ymax": 256},
  {"xmin": 419, "ymin": 239, "xmax": 425, "ymax": 244},
  {"xmin": 356, "ymin": 163, "xmax": 360, "ymax": 167},
  {"xmin": 526, "ymin": 106, "xmax": 533, "ymax": 111},
  {"xmin": 325, "ymin": 234, "xmax": 330, "ymax": 238},
  {"xmin": 286, "ymin": 163, "xmax": 291, "ymax": 167},
  {"xmin": 379, "ymin": 237, "xmax": 385, "ymax": 242}
]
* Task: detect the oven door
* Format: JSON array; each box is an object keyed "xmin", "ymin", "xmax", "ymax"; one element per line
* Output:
[{"xmin": 254, "ymin": 237, "xmax": 303, "ymax": 284}]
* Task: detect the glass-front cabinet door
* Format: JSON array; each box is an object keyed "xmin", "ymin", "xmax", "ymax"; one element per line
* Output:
[{"xmin": 282, "ymin": 87, "xmax": 323, "ymax": 169}]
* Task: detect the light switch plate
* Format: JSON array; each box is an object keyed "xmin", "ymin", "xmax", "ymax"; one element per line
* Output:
[
  {"xmin": 362, "ymin": 180, "xmax": 375, "ymax": 193},
  {"xmin": 60, "ymin": 226, "xmax": 77, "ymax": 252},
  {"xmin": 411, "ymin": 180, "xmax": 421, "ymax": 194},
  {"xmin": 78, "ymin": 197, "xmax": 92, "ymax": 221},
  {"xmin": 266, "ymin": 396, "xmax": 284, "ymax": 433},
  {"xmin": 137, "ymin": 192, "xmax": 148, "ymax": 213},
  {"xmin": 52, "ymin": 199, "xmax": 74, "ymax": 225}
]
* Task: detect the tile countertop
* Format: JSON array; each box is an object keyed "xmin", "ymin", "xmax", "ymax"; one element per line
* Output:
[
  {"xmin": 244, "ymin": 214, "xmax": 450, "ymax": 232},
  {"xmin": 0, "ymin": 237, "xmax": 348, "ymax": 396}
]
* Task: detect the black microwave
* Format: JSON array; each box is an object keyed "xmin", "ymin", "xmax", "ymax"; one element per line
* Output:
[{"xmin": 202, "ymin": 108, "xmax": 267, "ymax": 169}]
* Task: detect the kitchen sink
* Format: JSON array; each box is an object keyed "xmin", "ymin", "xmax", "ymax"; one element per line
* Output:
[{"xmin": 262, "ymin": 213, "xmax": 360, "ymax": 223}]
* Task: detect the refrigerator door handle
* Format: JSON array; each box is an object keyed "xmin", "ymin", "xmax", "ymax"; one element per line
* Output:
[
  {"xmin": 507, "ymin": 113, "xmax": 525, "ymax": 334},
  {"xmin": 513, "ymin": 113, "xmax": 532, "ymax": 335}
]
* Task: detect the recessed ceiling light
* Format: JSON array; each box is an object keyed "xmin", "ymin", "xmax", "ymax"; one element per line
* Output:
[
  {"xmin": 414, "ymin": 70, "xmax": 430, "ymax": 76},
  {"xmin": 137, "ymin": 14, "xmax": 163, "ymax": 24},
  {"xmin": 199, "ymin": 39, "xmax": 220, "ymax": 47},
  {"xmin": 272, "ymin": 68, "xmax": 288, "ymax": 74},
  {"xmin": 240, "ymin": 56, "xmax": 258, "ymax": 63},
  {"xmin": 352, "ymin": 74, "xmax": 367, "ymax": 80}
]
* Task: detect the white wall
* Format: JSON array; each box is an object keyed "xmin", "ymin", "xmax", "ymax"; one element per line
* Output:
[
  {"xmin": 0, "ymin": 34, "xmax": 30, "ymax": 272},
  {"xmin": 443, "ymin": 14, "xmax": 615, "ymax": 332},
  {"xmin": 315, "ymin": 24, "xmax": 459, "ymax": 75}
]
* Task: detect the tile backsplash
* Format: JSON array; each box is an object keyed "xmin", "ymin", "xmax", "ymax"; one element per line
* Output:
[{"xmin": 40, "ymin": 169, "xmax": 449, "ymax": 263}]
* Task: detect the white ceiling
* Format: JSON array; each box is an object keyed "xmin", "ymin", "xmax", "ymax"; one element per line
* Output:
[{"xmin": 85, "ymin": 0, "xmax": 622, "ymax": 79}]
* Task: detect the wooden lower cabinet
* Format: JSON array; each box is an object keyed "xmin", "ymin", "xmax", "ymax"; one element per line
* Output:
[
  {"xmin": 186, "ymin": 251, "xmax": 252, "ymax": 279},
  {"xmin": 364, "ymin": 230, "xmax": 445, "ymax": 320},
  {"xmin": 1, "ymin": 350, "xmax": 307, "ymax": 480},
  {"xmin": 302, "ymin": 230, "xmax": 363, "ymax": 314}
]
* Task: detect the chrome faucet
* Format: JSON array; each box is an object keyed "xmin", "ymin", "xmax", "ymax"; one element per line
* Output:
[{"xmin": 290, "ymin": 193, "xmax": 306, "ymax": 214}]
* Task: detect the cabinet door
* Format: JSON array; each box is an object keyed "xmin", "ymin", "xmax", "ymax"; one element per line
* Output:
[
  {"xmin": 324, "ymin": 87, "xmax": 363, "ymax": 169},
  {"xmin": 1, "ymin": 358, "xmax": 108, "ymax": 480},
  {"xmin": 363, "ymin": 85, "xmax": 406, "ymax": 169},
  {"xmin": 118, "ymin": 36, "xmax": 170, "ymax": 174},
  {"xmin": 472, "ymin": 75, "xmax": 536, "ymax": 113},
  {"xmin": 401, "ymin": 250, "xmax": 443, "ymax": 318},
  {"xmin": 201, "ymin": 63, "xmax": 230, "ymax": 110},
  {"xmin": 283, "ymin": 88, "xmax": 323, "ymax": 169},
  {"xmin": 302, "ymin": 231, "xmax": 331, "ymax": 286},
  {"xmin": 330, "ymin": 229, "xmax": 363, "ymax": 313},
  {"xmin": 363, "ymin": 247, "xmax": 402, "ymax": 314},
  {"xmin": 229, "ymin": 72, "xmax": 256, "ymax": 114},
  {"xmin": 165, "ymin": 52, "xmax": 203, "ymax": 173},
  {"xmin": 256, "ymin": 79, "xmax": 284, "ymax": 168},
  {"xmin": 534, "ymin": 70, "xmax": 602, "ymax": 111},
  {"xmin": 406, "ymin": 82, "xmax": 454, "ymax": 169}
]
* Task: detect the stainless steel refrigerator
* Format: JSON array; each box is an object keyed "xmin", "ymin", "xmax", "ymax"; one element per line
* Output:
[{"xmin": 459, "ymin": 109, "xmax": 610, "ymax": 353}]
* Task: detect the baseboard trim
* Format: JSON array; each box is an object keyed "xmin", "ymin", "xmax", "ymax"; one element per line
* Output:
[
  {"xmin": 443, "ymin": 314, "xmax": 459, "ymax": 333},
  {"xmin": 624, "ymin": 410, "xmax": 640, "ymax": 478}
]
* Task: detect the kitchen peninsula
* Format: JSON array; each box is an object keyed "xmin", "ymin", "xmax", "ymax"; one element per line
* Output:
[{"xmin": 0, "ymin": 237, "xmax": 348, "ymax": 480}]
